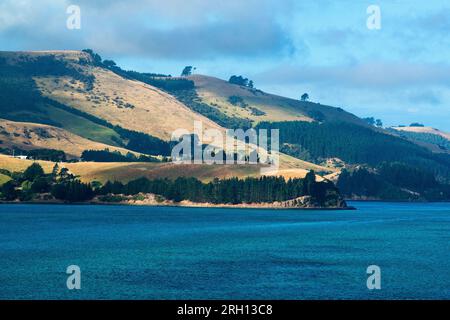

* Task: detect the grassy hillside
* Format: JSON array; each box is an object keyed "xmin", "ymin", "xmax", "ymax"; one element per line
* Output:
[
  {"xmin": 0, "ymin": 173, "xmax": 11, "ymax": 186},
  {"xmin": 393, "ymin": 126, "xmax": 450, "ymax": 140},
  {"xmin": 189, "ymin": 74, "xmax": 370, "ymax": 127},
  {"xmin": 390, "ymin": 126, "xmax": 450, "ymax": 153},
  {"xmin": 0, "ymin": 154, "xmax": 330, "ymax": 184},
  {"xmin": 0, "ymin": 50, "xmax": 335, "ymax": 174},
  {"xmin": 31, "ymin": 54, "xmax": 224, "ymax": 140},
  {"xmin": 0, "ymin": 119, "xmax": 139, "ymax": 158},
  {"xmin": 257, "ymin": 121, "xmax": 450, "ymax": 183},
  {"xmin": 0, "ymin": 51, "xmax": 224, "ymax": 141},
  {"xmin": 0, "ymin": 100, "xmax": 124, "ymax": 147},
  {"xmin": 0, "ymin": 51, "xmax": 125, "ymax": 147},
  {"xmin": 189, "ymin": 75, "xmax": 311, "ymax": 124},
  {"xmin": 0, "ymin": 154, "xmax": 250, "ymax": 183},
  {"xmin": 3, "ymin": 49, "xmax": 450, "ymax": 201}
]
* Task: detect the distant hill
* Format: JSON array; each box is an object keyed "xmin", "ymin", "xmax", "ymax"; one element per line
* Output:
[
  {"xmin": 0, "ymin": 119, "xmax": 139, "ymax": 159},
  {"xmin": 1, "ymin": 49, "xmax": 450, "ymax": 201},
  {"xmin": 189, "ymin": 74, "xmax": 369, "ymax": 127},
  {"xmin": 392, "ymin": 126, "xmax": 450, "ymax": 141},
  {"xmin": 0, "ymin": 50, "xmax": 334, "ymax": 174},
  {"xmin": 0, "ymin": 51, "xmax": 222, "ymax": 141},
  {"xmin": 391, "ymin": 126, "xmax": 450, "ymax": 154}
]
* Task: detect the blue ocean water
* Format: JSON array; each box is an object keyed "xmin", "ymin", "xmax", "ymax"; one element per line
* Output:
[{"xmin": 0, "ymin": 202, "xmax": 449, "ymax": 299}]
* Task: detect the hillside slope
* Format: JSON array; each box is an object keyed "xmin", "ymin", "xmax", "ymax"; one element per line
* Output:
[
  {"xmin": 0, "ymin": 119, "xmax": 139, "ymax": 159},
  {"xmin": 393, "ymin": 126, "xmax": 450, "ymax": 140},
  {"xmin": 391, "ymin": 126, "xmax": 450, "ymax": 154},
  {"xmin": 189, "ymin": 74, "xmax": 370, "ymax": 127},
  {"xmin": 24, "ymin": 52, "xmax": 224, "ymax": 140},
  {"xmin": 0, "ymin": 50, "xmax": 336, "ymax": 175},
  {"xmin": 0, "ymin": 154, "xmax": 326, "ymax": 183},
  {"xmin": 3, "ymin": 49, "xmax": 450, "ymax": 197}
]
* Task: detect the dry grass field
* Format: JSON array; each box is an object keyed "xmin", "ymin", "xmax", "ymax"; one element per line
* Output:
[
  {"xmin": 0, "ymin": 51, "xmax": 339, "ymax": 184},
  {"xmin": 0, "ymin": 173, "xmax": 11, "ymax": 186},
  {"xmin": 189, "ymin": 74, "xmax": 369, "ymax": 127},
  {"xmin": 0, "ymin": 119, "xmax": 139, "ymax": 158},
  {"xmin": 0, "ymin": 154, "xmax": 260, "ymax": 183},
  {"xmin": 190, "ymin": 75, "xmax": 311, "ymax": 124},
  {"xmin": 35, "ymin": 60, "xmax": 224, "ymax": 140},
  {"xmin": 0, "ymin": 154, "xmax": 336, "ymax": 184},
  {"xmin": 392, "ymin": 126, "xmax": 450, "ymax": 141}
]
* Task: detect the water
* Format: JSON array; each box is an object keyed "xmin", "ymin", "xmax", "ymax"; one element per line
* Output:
[{"xmin": 0, "ymin": 202, "xmax": 449, "ymax": 299}]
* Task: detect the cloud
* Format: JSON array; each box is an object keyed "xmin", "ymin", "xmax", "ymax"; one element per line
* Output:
[
  {"xmin": 311, "ymin": 28, "xmax": 363, "ymax": 47},
  {"xmin": 407, "ymin": 108, "xmax": 420, "ymax": 113},
  {"xmin": 1, "ymin": 0, "xmax": 450, "ymax": 130},
  {"xmin": 415, "ymin": 8, "xmax": 450, "ymax": 33},
  {"xmin": 0, "ymin": 0, "xmax": 297, "ymax": 59},
  {"xmin": 408, "ymin": 90, "xmax": 442, "ymax": 105},
  {"xmin": 254, "ymin": 62, "xmax": 450, "ymax": 89},
  {"xmin": 95, "ymin": 16, "xmax": 295, "ymax": 59}
]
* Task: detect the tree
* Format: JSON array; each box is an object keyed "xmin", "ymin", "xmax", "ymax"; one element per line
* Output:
[
  {"xmin": 26, "ymin": 149, "xmax": 66, "ymax": 162},
  {"xmin": 51, "ymin": 180, "xmax": 94, "ymax": 202},
  {"xmin": 363, "ymin": 117, "xmax": 376, "ymax": 126},
  {"xmin": 82, "ymin": 49, "xmax": 102, "ymax": 65},
  {"xmin": 303, "ymin": 170, "xmax": 316, "ymax": 195},
  {"xmin": 31, "ymin": 177, "xmax": 51, "ymax": 193},
  {"xmin": 1, "ymin": 181, "xmax": 17, "ymax": 201},
  {"xmin": 248, "ymin": 80, "xmax": 254, "ymax": 88},
  {"xmin": 23, "ymin": 163, "xmax": 44, "ymax": 181},
  {"xmin": 98, "ymin": 175, "xmax": 339, "ymax": 205},
  {"xmin": 81, "ymin": 149, "xmax": 158, "ymax": 162},
  {"xmin": 102, "ymin": 59, "xmax": 117, "ymax": 68},
  {"xmin": 301, "ymin": 93, "xmax": 309, "ymax": 101},
  {"xmin": 51, "ymin": 163, "xmax": 59, "ymax": 181},
  {"xmin": 58, "ymin": 167, "xmax": 76, "ymax": 182},
  {"xmin": 229, "ymin": 75, "xmax": 250, "ymax": 87},
  {"xmin": 410, "ymin": 123, "xmax": 424, "ymax": 127},
  {"xmin": 363, "ymin": 117, "xmax": 383, "ymax": 127},
  {"xmin": 181, "ymin": 66, "xmax": 193, "ymax": 76}
]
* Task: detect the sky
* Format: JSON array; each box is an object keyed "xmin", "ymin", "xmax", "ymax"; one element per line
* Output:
[{"xmin": 1, "ymin": 0, "xmax": 449, "ymax": 130}]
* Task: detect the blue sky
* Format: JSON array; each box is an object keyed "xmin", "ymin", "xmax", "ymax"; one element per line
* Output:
[{"xmin": 1, "ymin": 0, "xmax": 449, "ymax": 130}]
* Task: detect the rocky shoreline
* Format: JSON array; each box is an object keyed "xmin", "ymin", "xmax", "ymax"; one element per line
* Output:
[
  {"xmin": 95, "ymin": 193, "xmax": 354, "ymax": 210},
  {"xmin": 1, "ymin": 193, "xmax": 354, "ymax": 210}
]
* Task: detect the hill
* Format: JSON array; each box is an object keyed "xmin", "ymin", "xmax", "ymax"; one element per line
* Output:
[
  {"xmin": 0, "ymin": 50, "xmax": 334, "ymax": 173},
  {"xmin": 0, "ymin": 154, "xmax": 326, "ymax": 184},
  {"xmin": 2, "ymin": 49, "xmax": 450, "ymax": 201},
  {"xmin": 0, "ymin": 119, "xmax": 140, "ymax": 159},
  {"xmin": 393, "ymin": 126, "xmax": 450, "ymax": 140},
  {"xmin": 390, "ymin": 126, "xmax": 450, "ymax": 154},
  {"xmin": 189, "ymin": 74, "xmax": 370, "ymax": 127},
  {"xmin": 0, "ymin": 51, "xmax": 223, "ymax": 141},
  {"xmin": 0, "ymin": 173, "xmax": 11, "ymax": 186}
]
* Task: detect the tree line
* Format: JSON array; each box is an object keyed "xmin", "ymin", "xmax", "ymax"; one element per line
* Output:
[
  {"xmin": 337, "ymin": 162, "xmax": 450, "ymax": 201},
  {"xmin": 0, "ymin": 163, "xmax": 94, "ymax": 202},
  {"xmin": 81, "ymin": 149, "xmax": 162, "ymax": 162},
  {"xmin": 0, "ymin": 163, "xmax": 343, "ymax": 206},
  {"xmin": 255, "ymin": 120, "xmax": 450, "ymax": 181},
  {"xmin": 0, "ymin": 147, "xmax": 66, "ymax": 162},
  {"xmin": 98, "ymin": 171, "xmax": 341, "ymax": 206}
]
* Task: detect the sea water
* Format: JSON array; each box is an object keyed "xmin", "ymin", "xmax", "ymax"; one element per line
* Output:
[{"xmin": 0, "ymin": 202, "xmax": 449, "ymax": 299}]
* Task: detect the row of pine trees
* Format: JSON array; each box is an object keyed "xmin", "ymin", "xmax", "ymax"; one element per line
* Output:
[{"xmin": 99, "ymin": 171, "xmax": 338, "ymax": 205}]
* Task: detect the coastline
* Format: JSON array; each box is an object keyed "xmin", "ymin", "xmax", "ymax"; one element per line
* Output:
[
  {"xmin": 0, "ymin": 199, "xmax": 356, "ymax": 210},
  {"xmin": 346, "ymin": 198, "xmax": 450, "ymax": 203}
]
